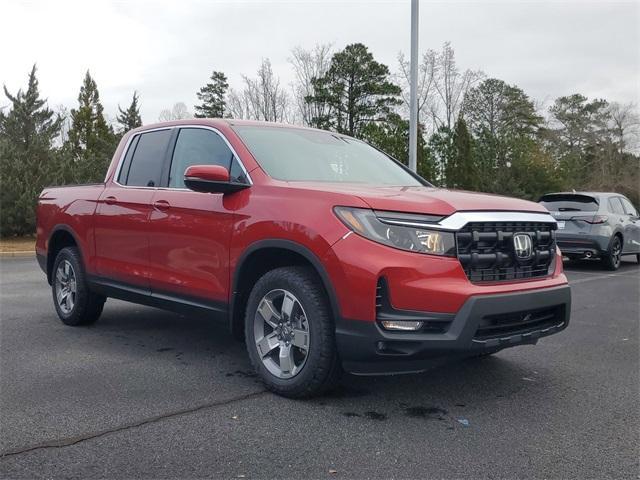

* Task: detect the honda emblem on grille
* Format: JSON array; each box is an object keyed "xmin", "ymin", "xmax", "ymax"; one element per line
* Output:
[{"xmin": 513, "ymin": 233, "xmax": 533, "ymax": 259}]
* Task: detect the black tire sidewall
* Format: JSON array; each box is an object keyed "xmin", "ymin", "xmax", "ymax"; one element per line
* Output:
[
  {"xmin": 604, "ymin": 236, "xmax": 622, "ymax": 270},
  {"xmin": 245, "ymin": 267, "xmax": 336, "ymax": 395}
]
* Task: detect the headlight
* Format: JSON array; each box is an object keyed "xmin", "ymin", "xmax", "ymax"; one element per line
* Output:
[{"xmin": 334, "ymin": 207, "xmax": 456, "ymax": 256}]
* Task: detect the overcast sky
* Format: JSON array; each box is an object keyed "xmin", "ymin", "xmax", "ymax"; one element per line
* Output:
[{"xmin": 2, "ymin": 0, "xmax": 639, "ymax": 124}]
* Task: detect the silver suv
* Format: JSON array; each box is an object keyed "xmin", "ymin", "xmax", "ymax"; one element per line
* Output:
[{"xmin": 539, "ymin": 192, "xmax": 640, "ymax": 270}]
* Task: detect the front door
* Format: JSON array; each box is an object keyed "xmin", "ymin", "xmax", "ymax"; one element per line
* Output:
[
  {"xmin": 619, "ymin": 197, "xmax": 640, "ymax": 253},
  {"xmin": 147, "ymin": 127, "xmax": 248, "ymax": 307}
]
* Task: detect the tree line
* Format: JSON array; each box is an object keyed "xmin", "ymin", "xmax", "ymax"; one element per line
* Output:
[{"xmin": 1, "ymin": 42, "xmax": 638, "ymax": 237}]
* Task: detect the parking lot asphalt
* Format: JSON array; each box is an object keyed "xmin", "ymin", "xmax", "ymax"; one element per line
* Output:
[{"xmin": 0, "ymin": 256, "xmax": 638, "ymax": 479}]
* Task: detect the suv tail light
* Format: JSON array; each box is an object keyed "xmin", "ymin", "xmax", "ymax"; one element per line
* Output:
[{"xmin": 576, "ymin": 215, "xmax": 608, "ymax": 224}]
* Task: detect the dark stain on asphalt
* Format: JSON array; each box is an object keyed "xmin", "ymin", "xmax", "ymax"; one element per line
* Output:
[
  {"xmin": 233, "ymin": 370, "xmax": 257, "ymax": 378},
  {"xmin": 156, "ymin": 347, "xmax": 173, "ymax": 352},
  {"xmin": 225, "ymin": 370, "xmax": 258, "ymax": 378},
  {"xmin": 363, "ymin": 411, "xmax": 387, "ymax": 421},
  {"xmin": 322, "ymin": 385, "xmax": 370, "ymax": 399},
  {"xmin": 342, "ymin": 412, "xmax": 361, "ymax": 418},
  {"xmin": 455, "ymin": 403, "xmax": 466, "ymax": 407},
  {"xmin": 404, "ymin": 406, "xmax": 448, "ymax": 420}
]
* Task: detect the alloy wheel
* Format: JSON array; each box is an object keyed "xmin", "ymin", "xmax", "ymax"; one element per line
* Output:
[
  {"xmin": 253, "ymin": 289, "xmax": 310, "ymax": 379},
  {"xmin": 612, "ymin": 238, "xmax": 622, "ymax": 268},
  {"xmin": 55, "ymin": 259, "xmax": 77, "ymax": 314}
]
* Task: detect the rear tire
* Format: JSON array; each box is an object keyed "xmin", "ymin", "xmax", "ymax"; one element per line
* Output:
[
  {"xmin": 602, "ymin": 235, "xmax": 622, "ymax": 271},
  {"xmin": 52, "ymin": 247, "xmax": 105, "ymax": 326},
  {"xmin": 244, "ymin": 266, "xmax": 341, "ymax": 398}
]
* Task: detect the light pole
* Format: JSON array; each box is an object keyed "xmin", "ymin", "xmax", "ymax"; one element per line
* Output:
[{"xmin": 408, "ymin": 0, "xmax": 419, "ymax": 172}]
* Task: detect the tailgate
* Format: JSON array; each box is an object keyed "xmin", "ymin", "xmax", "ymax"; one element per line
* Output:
[{"xmin": 539, "ymin": 194, "xmax": 600, "ymax": 235}]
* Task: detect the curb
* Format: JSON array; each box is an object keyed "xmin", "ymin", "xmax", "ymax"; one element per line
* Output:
[{"xmin": 0, "ymin": 251, "xmax": 35, "ymax": 258}]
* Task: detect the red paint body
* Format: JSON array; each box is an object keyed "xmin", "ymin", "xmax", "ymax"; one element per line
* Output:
[{"xmin": 36, "ymin": 119, "xmax": 568, "ymax": 328}]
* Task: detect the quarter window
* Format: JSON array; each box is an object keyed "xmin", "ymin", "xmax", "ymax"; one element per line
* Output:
[
  {"xmin": 169, "ymin": 128, "xmax": 239, "ymax": 188},
  {"xmin": 121, "ymin": 129, "xmax": 172, "ymax": 187}
]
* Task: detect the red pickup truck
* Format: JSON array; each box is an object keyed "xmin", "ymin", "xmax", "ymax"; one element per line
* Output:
[{"xmin": 36, "ymin": 119, "xmax": 571, "ymax": 397}]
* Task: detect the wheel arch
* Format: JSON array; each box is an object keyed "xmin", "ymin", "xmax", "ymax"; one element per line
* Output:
[
  {"xmin": 611, "ymin": 229, "xmax": 624, "ymax": 250},
  {"xmin": 229, "ymin": 239, "xmax": 340, "ymax": 341},
  {"xmin": 47, "ymin": 225, "xmax": 82, "ymax": 284}
]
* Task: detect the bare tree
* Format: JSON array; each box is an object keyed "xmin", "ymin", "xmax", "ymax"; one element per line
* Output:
[
  {"xmin": 397, "ymin": 42, "xmax": 483, "ymax": 134},
  {"xmin": 608, "ymin": 102, "xmax": 640, "ymax": 154},
  {"xmin": 397, "ymin": 49, "xmax": 437, "ymax": 132},
  {"xmin": 158, "ymin": 102, "xmax": 192, "ymax": 121},
  {"xmin": 289, "ymin": 44, "xmax": 333, "ymax": 126},
  {"xmin": 432, "ymin": 42, "xmax": 483, "ymax": 130},
  {"xmin": 226, "ymin": 87, "xmax": 251, "ymax": 119},
  {"xmin": 230, "ymin": 59, "xmax": 290, "ymax": 122}
]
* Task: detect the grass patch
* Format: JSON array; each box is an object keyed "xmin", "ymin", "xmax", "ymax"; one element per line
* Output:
[{"xmin": 0, "ymin": 236, "xmax": 36, "ymax": 253}]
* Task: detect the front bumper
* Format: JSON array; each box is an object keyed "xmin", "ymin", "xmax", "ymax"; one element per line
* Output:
[{"xmin": 336, "ymin": 284, "xmax": 571, "ymax": 375}]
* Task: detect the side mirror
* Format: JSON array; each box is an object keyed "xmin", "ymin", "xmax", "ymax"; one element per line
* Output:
[{"xmin": 184, "ymin": 165, "xmax": 250, "ymax": 194}]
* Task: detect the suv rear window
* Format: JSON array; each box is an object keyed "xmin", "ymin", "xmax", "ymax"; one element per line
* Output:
[{"xmin": 539, "ymin": 194, "xmax": 599, "ymax": 212}]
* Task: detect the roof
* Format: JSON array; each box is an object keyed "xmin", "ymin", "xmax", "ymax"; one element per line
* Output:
[{"xmin": 131, "ymin": 118, "xmax": 332, "ymax": 135}]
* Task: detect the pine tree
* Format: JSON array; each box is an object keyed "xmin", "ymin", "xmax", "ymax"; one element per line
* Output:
[
  {"xmin": 306, "ymin": 43, "xmax": 401, "ymax": 137},
  {"xmin": 64, "ymin": 71, "xmax": 116, "ymax": 183},
  {"xmin": 445, "ymin": 117, "xmax": 475, "ymax": 190},
  {"xmin": 361, "ymin": 114, "xmax": 435, "ymax": 181},
  {"xmin": 116, "ymin": 91, "xmax": 142, "ymax": 134},
  {"xmin": 0, "ymin": 65, "xmax": 62, "ymax": 236},
  {"xmin": 194, "ymin": 71, "xmax": 229, "ymax": 118}
]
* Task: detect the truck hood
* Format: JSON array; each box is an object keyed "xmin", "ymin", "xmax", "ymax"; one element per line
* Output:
[{"xmin": 291, "ymin": 183, "xmax": 547, "ymax": 216}]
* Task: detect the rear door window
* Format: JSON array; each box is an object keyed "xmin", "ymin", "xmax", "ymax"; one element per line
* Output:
[
  {"xmin": 608, "ymin": 198, "xmax": 625, "ymax": 215},
  {"xmin": 619, "ymin": 197, "xmax": 638, "ymax": 216},
  {"xmin": 539, "ymin": 194, "xmax": 599, "ymax": 212},
  {"xmin": 121, "ymin": 129, "xmax": 172, "ymax": 187}
]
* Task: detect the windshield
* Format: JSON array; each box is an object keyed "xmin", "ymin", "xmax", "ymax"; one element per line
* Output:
[
  {"xmin": 539, "ymin": 194, "xmax": 599, "ymax": 212},
  {"xmin": 233, "ymin": 126, "xmax": 425, "ymax": 186}
]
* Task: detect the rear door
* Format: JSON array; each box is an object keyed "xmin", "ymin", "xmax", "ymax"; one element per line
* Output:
[
  {"xmin": 147, "ymin": 127, "xmax": 249, "ymax": 307},
  {"xmin": 539, "ymin": 194, "xmax": 600, "ymax": 235},
  {"xmin": 618, "ymin": 197, "xmax": 640, "ymax": 253},
  {"xmin": 94, "ymin": 128, "xmax": 173, "ymax": 289}
]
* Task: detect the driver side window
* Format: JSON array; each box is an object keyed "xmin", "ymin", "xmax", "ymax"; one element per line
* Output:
[{"xmin": 169, "ymin": 128, "xmax": 245, "ymax": 188}]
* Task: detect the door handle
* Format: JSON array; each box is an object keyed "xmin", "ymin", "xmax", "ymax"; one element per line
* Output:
[
  {"xmin": 153, "ymin": 199, "xmax": 171, "ymax": 211},
  {"xmin": 104, "ymin": 196, "xmax": 117, "ymax": 205}
]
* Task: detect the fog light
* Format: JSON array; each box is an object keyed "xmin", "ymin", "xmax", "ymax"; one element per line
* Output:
[{"xmin": 381, "ymin": 320, "xmax": 424, "ymax": 331}]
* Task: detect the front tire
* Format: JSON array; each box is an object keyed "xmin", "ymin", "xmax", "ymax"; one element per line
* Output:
[
  {"xmin": 602, "ymin": 236, "xmax": 622, "ymax": 271},
  {"xmin": 52, "ymin": 247, "xmax": 105, "ymax": 326},
  {"xmin": 244, "ymin": 266, "xmax": 341, "ymax": 398}
]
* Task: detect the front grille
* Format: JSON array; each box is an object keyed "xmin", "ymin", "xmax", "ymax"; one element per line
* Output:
[
  {"xmin": 456, "ymin": 222, "xmax": 556, "ymax": 283},
  {"xmin": 474, "ymin": 305, "xmax": 565, "ymax": 340}
]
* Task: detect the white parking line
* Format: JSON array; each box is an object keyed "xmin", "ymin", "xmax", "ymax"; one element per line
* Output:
[
  {"xmin": 565, "ymin": 269, "xmax": 611, "ymax": 277},
  {"xmin": 569, "ymin": 271, "xmax": 639, "ymax": 285}
]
